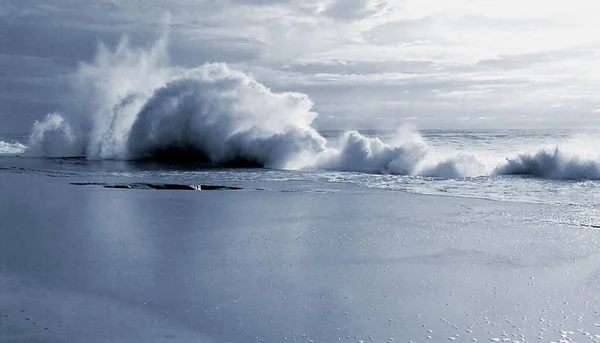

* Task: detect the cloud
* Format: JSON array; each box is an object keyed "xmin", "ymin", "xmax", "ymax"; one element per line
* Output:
[
  {"xmin": 2, "ymin": 0, "xmax": 600, "ymax": 131},
  {"xmin": 323, "ymin": 0, "xmax": 390, "ymax": 20}
]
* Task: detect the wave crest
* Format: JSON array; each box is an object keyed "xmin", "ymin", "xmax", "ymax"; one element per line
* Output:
[
  {"xmin": 126, "ymin": 65, "xmax": 325, "ymax": 168},
  {"xmin": 318, "ymin": 131, "xmax": 427, "ymax": 174},
  {"xmin": 27, "ymin": 113, "xmax": 77, "ymax": 157},
  {"xmin": 0, "ymin": 141, "xmax": 27, "ymax": 155},
  {"xmin": 495, "ymin": 147, "xmax": 600, "ymax": 180}
]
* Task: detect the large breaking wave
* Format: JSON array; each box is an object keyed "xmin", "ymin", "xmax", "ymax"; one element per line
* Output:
[{"xmin": 5, "ymin": 37, "xmax": 600, "ymax": 180}]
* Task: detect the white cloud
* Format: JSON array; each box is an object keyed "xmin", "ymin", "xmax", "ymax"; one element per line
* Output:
[{"xmin": 2, "ymin": 0, "xmax": 600, "ymax": 130}]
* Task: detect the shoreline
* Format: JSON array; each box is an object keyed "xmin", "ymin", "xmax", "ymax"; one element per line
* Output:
[{"xmin": 1, "ymin": 154, "xmax": 599, "ymax": 209}]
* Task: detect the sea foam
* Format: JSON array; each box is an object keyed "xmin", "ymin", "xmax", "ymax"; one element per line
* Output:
[{"xmin": 0, "ymin": 141, "xmax": 26, "ymax": 155}]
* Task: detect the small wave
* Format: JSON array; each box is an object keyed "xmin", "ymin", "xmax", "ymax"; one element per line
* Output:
[{"xmin": 0, "ymin": 141, "xmax": 26, "ymax": 155}]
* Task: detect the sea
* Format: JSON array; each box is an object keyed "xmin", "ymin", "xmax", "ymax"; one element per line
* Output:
[
  {"xmin": 2, "ymin": 39, "xmax": 599, "ymax": 211},
  {"xmin": 2, "ymin": 128, "xmax": 600, "ymax": 209},
  {"xmin": 3, "ymin": 128, "xmax": 600, "ymax": 342}
]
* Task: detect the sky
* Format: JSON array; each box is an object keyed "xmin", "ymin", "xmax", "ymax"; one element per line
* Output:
[{"xmin": 2, "ymin": 0, "xmax": 600, "ymax": 132}]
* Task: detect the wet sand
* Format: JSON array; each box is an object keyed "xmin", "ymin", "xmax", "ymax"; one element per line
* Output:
[{"xmin": 1, "ymin": 171, "xmax": 599, "ymax": 342}]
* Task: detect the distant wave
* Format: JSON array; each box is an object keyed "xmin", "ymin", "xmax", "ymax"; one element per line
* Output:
[
  {"xmin": 494, "ymin": 147, "xmax": 600, "ymax": 180},
  {"xmin": 8, "ymin": 37, "xmax": 600, "ymax": 181},
  {"xmin": 0, "ymin": 141, "xmax": 26, "ymax": 155}
]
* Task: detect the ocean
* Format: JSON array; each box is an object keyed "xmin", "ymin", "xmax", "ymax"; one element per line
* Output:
[
  {"xmin": 1, "ymin": 132, "xmax": 600, "ymax": 342},
  {"xmin": 2, "ymin": 128, "xmax": 600, "ymax": 210}
]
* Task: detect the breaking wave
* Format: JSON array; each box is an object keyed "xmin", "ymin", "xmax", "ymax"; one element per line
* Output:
[
  {"xmin": 0, "ymin": 141, "xmax": 26, "ymax": 155},
  {"xmin": 8, "ymin": 37, "xmax": 600, "ymax": 180},
  {"xmin": 494, "ymin": 147, "xmax": 600, "ymax": 180}
]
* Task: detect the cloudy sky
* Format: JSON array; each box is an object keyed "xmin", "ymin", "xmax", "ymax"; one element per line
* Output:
[{"xmin": 2, "ymin": 0, "xmax": 600, "ymax": 132}]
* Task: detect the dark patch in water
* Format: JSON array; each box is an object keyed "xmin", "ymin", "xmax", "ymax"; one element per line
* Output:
[
  {"xmin": 71, "ymin": 182, "xmax": 106, "ymax": 186},
  {"xmin": 71, "ymin": 182, "xmax": 243, "ymax": 191},
  {"xmin": 140, "ymin": 146, "xmax": 264, "ymax": 168},
  {"xmin": 150, "ymin": 146, "xmax": 211, "ymax": 164}
]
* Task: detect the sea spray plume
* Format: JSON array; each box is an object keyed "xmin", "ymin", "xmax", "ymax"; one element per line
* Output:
[
  {"xmin": 21, "ymin": 36, "xmax": 496, "ymax": 177},
  {"xmin": 73, "ymin": 37, "xmax": 172, "ymax": 159},
  {"xmin": 317, "ymin": 130, "xmax": 427, "ymax": 174},
  {"xmin": 494, "ymin": 147, "xmax": 600, "ymax": 180},
  {"xmin": 27, "ymin": 113, "xmax": 77, "ymax": 157},
  {"xmin": 125, "ymin": 64, "xmax": 327, "ymax": 167},
  {"xmin": 420, "ymin": 153, "xmax": 488, "ymax": 179},
  {"xmin": 26, "ymin": 36, "xmax": 173, "ymax": 159},
  {"xmin": 25, "ymin": 36, "xmax": 329, "ymax": 166},
  {"xmin": 21, "ymin": 35, "xmax": 444, "ymax": 171},
  {"xmin": 316, "ymin": 128, "xmax": 492, "ymax": 177}
]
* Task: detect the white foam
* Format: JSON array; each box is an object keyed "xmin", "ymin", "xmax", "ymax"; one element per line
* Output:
[
  {"xmin": 0, "ymin": 141, "xmax": 26, "ymax": 155},
  {"xmin": 27, "ymin": 113, "xmax": 77, "ymax": 157},
  {"xmin": 494, "ymin": 146, "xmax": 600, "ymax": 180}
]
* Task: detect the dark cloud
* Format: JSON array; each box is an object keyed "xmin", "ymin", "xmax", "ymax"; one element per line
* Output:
[
  {"xmin": 0, "ymin": 22, "xmax": 124, "ymax": 62},
  {"xmin": 324, "ymin": 0, "xmax": 388, "ymax": 20},
  {"xmin": 227, "ymin": 0, "xmax": 294, "ymax": 5},
  {"xmin": 363, "ymin": 16, "xmax": 438, "ymax": 45}
]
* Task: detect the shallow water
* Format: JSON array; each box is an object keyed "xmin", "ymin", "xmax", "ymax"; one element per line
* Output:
[{"xmin": 1, "ymin": 168, "xmax": 599, "ymax": 343}]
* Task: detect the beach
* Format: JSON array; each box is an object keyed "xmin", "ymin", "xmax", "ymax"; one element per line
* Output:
[{"xmin": 1, "ymin": 170, "xmax": 599, "ymax": 343}]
